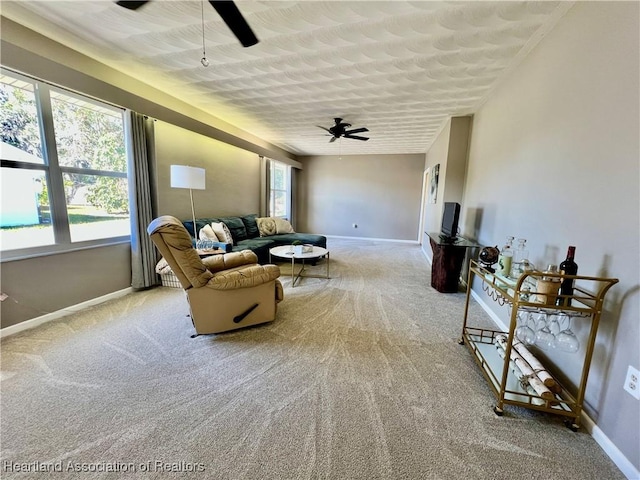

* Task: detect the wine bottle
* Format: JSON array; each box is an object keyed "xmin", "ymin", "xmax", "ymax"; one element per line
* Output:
[{"xmin": 558, "ymin": 246, "xmax": 578, "ymax": 306}]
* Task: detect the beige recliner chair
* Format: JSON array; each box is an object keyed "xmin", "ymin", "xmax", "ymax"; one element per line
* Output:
[{"xmin": 147, "ymin": 215, "xmax": 284, "ymax": 336}]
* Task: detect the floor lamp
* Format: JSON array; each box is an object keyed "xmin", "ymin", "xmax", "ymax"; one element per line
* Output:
[{"xmin": 170, "ymin": 165, "xmax": 206, "ymax": 237}]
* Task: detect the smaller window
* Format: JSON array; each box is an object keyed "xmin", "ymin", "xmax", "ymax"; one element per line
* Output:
[{"xmin": 269, "ymin": 161, "xmax": 290, "ymax": 218}]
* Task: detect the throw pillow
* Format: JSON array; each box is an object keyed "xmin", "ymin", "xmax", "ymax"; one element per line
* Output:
[
  {"xmin": 218, "ymin": 216, "xmax": 247, "ymax": 242},
  {"xmin": 256, "ymin": 217, "xmax": 277, "ymax": 237},
  {"xmin": 199, "ymin": 224, "xmax": 221, "ymax": 242},
  {"xmin": 211, "ymin": 222, "xmax": 233, "ymax": 244},
  {"xmin": 241, "ymin": 214, "xmax": 260, "ymax": 239},
  {"xmin": 275, "ymin": 217, "xmax": 295, "ymax": 234}
]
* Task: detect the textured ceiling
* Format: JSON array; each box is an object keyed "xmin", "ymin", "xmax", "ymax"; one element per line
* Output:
[{"xmin": 2, "ymin": 1, "xmax": 571, "ymax": 157}]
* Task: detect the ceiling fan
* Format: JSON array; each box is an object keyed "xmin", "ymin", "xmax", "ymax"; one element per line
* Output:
[
  {"xmin": 115, "ymin": 1, "xmax": 259, "ymax": 47},
  {"xmin": 317, "ymin": 118, "xmax": 369, "ymax": 143}
]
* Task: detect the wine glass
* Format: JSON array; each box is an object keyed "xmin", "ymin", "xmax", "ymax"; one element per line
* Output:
[
  {"xmin": 516, "ymin": 312, "xmax": 536, "ymax": 345},
  {"xmin": 556, "ymin": 314, "xmax": 580, "ymax": 353},
  {"xmin": 529, "ymin": 313, "xmax": 546, "ymax": 332},
  {"xmin": 535, "ymin": 314, "xmax": 555, "ymax": 351},
  {"xmin": 547, "ymin": 314, "xmax": 561, "ymax": 336}
]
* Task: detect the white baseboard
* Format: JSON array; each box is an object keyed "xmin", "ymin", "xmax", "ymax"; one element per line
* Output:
[
  {"xmin": 583, "ymin": 414, "xmax": 640, "ymax": 480},
  {"xmin": 0, "ymin": 288, "xmax": 133, "ymax": 339},
  {"xmin": 325, "ymin": 234, "xmax": 419, "ymax": 244},
  {"xmin": 469, "ymin": 288, "xmax": 639, "ymax": 479},
  {"xmin": 422, "ymin": 246, "xmax": 432, "ymax": 264}
]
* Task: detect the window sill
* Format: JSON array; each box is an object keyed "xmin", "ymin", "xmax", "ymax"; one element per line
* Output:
[{"xmin": 0, "ymin": 237, "xmax": 131, "ymax": 263}]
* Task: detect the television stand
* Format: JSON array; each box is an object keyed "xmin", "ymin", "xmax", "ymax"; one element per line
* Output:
[
  {"xmin": 438, "ymin": 234, "xmax": 458, "ymax": 243},
  {"xmin": 427, "ymin": 232, "xmax": 479, "ymax": 293}
]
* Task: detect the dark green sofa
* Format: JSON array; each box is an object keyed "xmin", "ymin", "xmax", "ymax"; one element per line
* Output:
[{"xmin": 183, "ymin": 214, "xmax": 326, "ymax": 264}]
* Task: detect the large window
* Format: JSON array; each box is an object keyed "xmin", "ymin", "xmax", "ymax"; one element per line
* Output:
[
  {"xmin": 1, "ymin": 69, "xmax": 129, "ymax": 258},
  {"xmin": 268, "ymin": 160, "xmax": 291, "ymax": 218}
]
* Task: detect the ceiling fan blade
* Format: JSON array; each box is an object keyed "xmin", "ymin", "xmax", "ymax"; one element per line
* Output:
[
  {"xmin": 344, "ymin": 127, "xmax": 368, "ymax": 135},
  {"xmin": 317, "ymin": 126, "xmax": 332, "ymax": 134},
  {"xmin": 209, "ymin": 1, "xmax": 259, "ymax": 47},
  {"xmin": 116, "ymin": 1, "xmax": 149, "ymax": 10},
  {"xmin": 329, "ymin": 136, "xmax": 337, "ymax": 143},
  {"xmin": 344, "ymin": 135, "xmax": 369, "ymax": 141}
]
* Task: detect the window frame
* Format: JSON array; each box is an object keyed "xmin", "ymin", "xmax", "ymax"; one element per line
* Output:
[
  {"xmin": 1, "ymin": 68, "xmax": 130, "ymax": 262},
  {"xmin": 268, "ymin": 160, "xmax": 291, "ymax": 219}
]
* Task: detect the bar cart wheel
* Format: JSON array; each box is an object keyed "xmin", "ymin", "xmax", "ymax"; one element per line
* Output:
[
  {"xmin": 564, "ymin": 420, "xmax": 579, "ymax": 432},
  {"xmin": 493, "ymin": 406, "xmax": 504, "ymax": 416}
]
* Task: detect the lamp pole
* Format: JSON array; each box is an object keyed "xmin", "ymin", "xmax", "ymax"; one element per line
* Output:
[{"xmin": 189, "ymin": 188, "xmax": 196, "ymax": 236}]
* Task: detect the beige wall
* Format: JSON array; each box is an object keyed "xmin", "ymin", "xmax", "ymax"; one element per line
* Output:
[
  {"xmin": 459, "ymin": 2, "xmax": 639, "ymax": 469},
  {"xmin": 443, "ymin": 116, "xmax": 471, "ymax": 205},
  {"xmin": 422, "ymin": 120, "xmax": 451, "ymax": 237},
  {"xmin": 0, "ymin": 244, "xmax": 131, "ymax": 329},
  {"xmin": 297, "ymin": 153, "xmax": 425, "ymax": 240},
  {"xmin": 154, "ymin": 122, "xmax": 261, "ymax": 220}
]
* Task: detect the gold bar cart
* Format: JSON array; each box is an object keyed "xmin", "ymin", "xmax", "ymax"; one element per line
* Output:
[{"xmin": 460, "ymin": 260, "xmax": 618, "ymax": 431}]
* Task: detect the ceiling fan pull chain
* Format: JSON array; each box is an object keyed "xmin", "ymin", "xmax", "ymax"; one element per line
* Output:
[{"xmin": 201, "ymin": 0, "xmax": 210, "ymax": 67}]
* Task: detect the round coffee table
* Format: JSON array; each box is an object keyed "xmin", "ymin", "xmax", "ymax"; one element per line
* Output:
[{"xmin": 269, "ymin": 245, "xmax": 330, "ymax": 287}]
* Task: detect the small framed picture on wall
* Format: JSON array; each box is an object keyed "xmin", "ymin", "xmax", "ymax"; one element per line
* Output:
[{"xmin": 428, "ymin": 164, "xmax": 439, "ymax": 204}]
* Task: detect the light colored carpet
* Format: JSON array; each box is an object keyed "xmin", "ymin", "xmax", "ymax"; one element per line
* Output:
[{"xmin": 0, "ymin": 239, "xmax": 624, "ymax": 479}]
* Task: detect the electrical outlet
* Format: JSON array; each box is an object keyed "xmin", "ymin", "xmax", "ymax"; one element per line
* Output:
[{"xmin": 623, "ymin": 365, "xmax": 640, "ymax": 400}]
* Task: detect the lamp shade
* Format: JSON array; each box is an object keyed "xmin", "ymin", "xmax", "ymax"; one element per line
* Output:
[{"xmin": 170, "ymin": 165, "xmax": 205, "ymax": 190}]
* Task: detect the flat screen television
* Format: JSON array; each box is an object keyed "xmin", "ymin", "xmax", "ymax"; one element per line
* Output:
[{"xmin": 440, "ymin": 202, "xmax": 461, "ymax": 240}]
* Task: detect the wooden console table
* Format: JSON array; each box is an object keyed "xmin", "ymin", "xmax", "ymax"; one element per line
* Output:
[{"xmin": 427, "ymin": 232, "xmax": 479, "ymax": 293}]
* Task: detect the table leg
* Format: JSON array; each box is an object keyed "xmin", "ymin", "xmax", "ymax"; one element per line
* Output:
[
  {"xmin": 274, "ymin": 251, "xmax": 330, "ymax": 287},
  {"xmin": 326, "ymin": 252, "xmax": 330, "ymax": 278}
]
